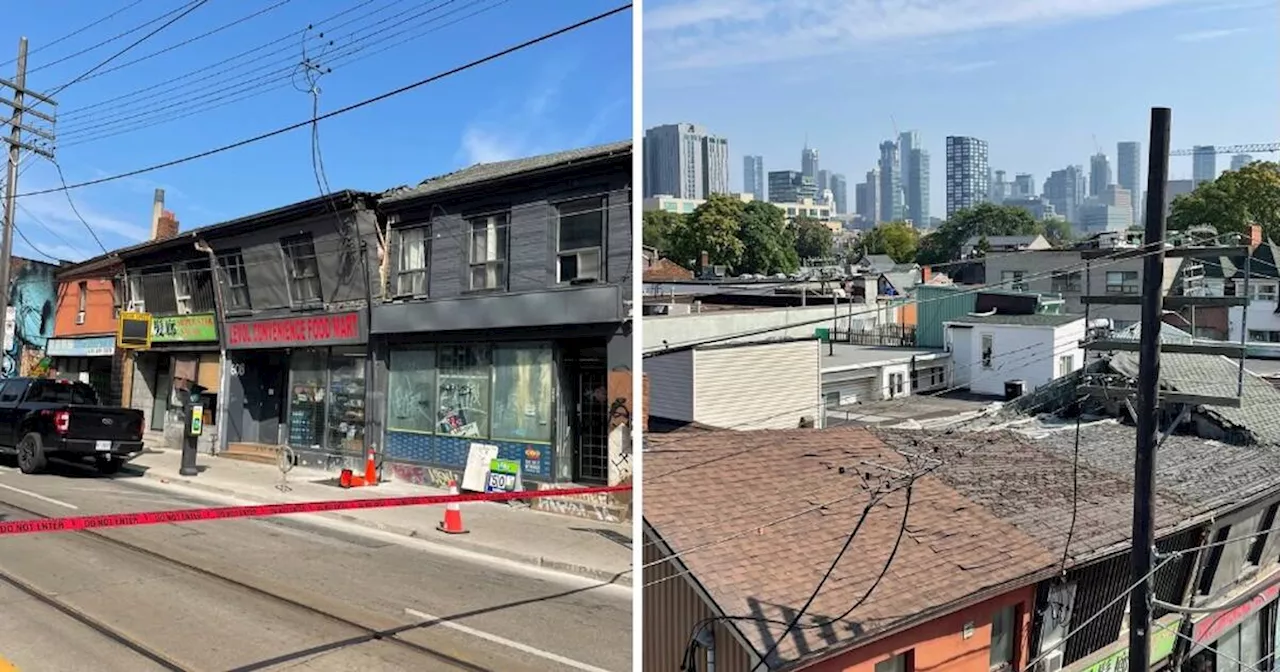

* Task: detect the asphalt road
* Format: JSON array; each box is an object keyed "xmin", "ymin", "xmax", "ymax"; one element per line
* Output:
[{"xmin": 0, "ymin": 461, "xmax": 631, "ymax": 672}]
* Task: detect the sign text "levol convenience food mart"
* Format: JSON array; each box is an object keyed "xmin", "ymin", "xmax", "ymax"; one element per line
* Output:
[{"xmin": 227, "ymin": 313, "xmax": 361, "ymax": 348}]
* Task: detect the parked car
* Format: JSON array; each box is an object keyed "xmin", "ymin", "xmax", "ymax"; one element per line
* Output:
[{"xmin": 0, "ymin": 378, "xmax": 145, "ymax": 475}]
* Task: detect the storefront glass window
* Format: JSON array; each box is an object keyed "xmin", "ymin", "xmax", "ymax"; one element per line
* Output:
[
  {"xmin": 491, "ymin": 343, "xmax": 554, "ymax": 443},
  {"xmin": 437, "ymin": 345, "xmax": 491, "ymax": 438},
  {"xmin": 328, "ymin": 348, "xmax": 366, "ymax": 453},
  {"xmin": 288, "ymin": 349, "xmax": 327, "ymax": 449},
  {"xmin": 388, "ymin": 348, "xmax": 436, "ymax": 433}
]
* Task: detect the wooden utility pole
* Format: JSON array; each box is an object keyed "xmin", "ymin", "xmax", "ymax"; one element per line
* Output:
[
  {"xmin": 0, "ymin": 37, "xmax": 56, "ymax": 349},
  {"xmin": 1078, "ymin": 107, "xmax": 1251, "ymax": 672}
]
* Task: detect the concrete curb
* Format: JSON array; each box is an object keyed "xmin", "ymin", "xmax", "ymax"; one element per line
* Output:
[{"xmin": 121, "ymin": 465, "xmax": 633, "ymax": 587}]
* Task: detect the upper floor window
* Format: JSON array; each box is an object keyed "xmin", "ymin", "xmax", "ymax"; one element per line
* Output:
[
  {"xmin": 989, "ymin": 605, "xmax": 1016, "ymax": 671},
  {"xmin": 76, "ymin": 281, "xmax": 87, "ymax": 325},
  {"xmin": 1050, "ymin": 271, "xmax": 1082, "ymax": 293},
  {"xmin": 981, "ymin": 334, "xmax": 994, "ymax": 368},
  {"xmin": 217, "ymin": 251, "xmax": 251, "ymax": 312},
  {"xmin": 140, "ymin": 270, "xmax": 178, "ymax": 314},
  {"xmin": 1000, "ymin": 270, "xmax": 1027, "ymax": 292},
  {"xmin": 468, "ymin": 213, "xmax": 508, "ymax": 291},
  {"xmin": 111, "ymin": 277, "xmax": 123, "ymax": 319},
  {"xmin": 281, "ymin": 234, "xmax": 322, "ymax": 305},
  {"xmin": 396, "ymin": 226, "xmax": 430, "ymax": 296},
  {"xmin": 1250, "ymin": 283, "xmax": 1278, "ymax": 302},
  {"xmin": 126, "ymin": 274, "xmax": 145, "ymax": 312},
  {"xmin": 173, "ymin": 260, "xmax": 213, "ymax": 315},
  {"xmin": 556, "ymin": 197, "xmax": 605, "ymax": 283},
  {"xmin": 1106, "ymin": 271, "xmax": 1140, "ymax": 294}
]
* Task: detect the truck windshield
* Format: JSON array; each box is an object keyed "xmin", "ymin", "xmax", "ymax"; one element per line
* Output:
[{"xmin": 28, "ymin": 380, "xmax": 100, "ymax": 405}]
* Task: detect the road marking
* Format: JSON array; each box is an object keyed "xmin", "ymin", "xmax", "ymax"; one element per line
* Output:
[
  {"xmin": 0, "ymin": 483, "xmax": 79, "ymax": 510},
  {"xmin": 404, "ymin": 607, "xmax": 613, "ymax": 672}
]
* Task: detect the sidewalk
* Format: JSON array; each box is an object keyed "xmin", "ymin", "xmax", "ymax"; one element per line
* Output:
[{"xmin": 121, "ymin": 449, "xmax": 633, "ymax": 586}]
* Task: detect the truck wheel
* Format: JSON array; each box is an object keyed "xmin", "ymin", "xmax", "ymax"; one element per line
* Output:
[
  {"xmin": 16, "ymin": 433, "xmax": 47, "ymax": 475},
  {"xmin": 95, "ymin": 458, "xmax": 121, "ymax": 476}
]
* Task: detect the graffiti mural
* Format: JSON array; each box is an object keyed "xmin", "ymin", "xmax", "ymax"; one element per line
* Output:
[{"xmin": 2, "ymin": 258, "xmax": 56, "ymax": 379}]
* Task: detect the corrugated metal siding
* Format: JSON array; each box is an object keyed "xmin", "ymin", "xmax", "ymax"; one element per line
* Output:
[
  {"xmin": 429, "ymin": 214, "xmax": 464, "ymax": 297},
  {"xmin": 507, "ymin": 203, "xmax": 552, "ymax": 294},
  {"xmin": 644, "ymin": 531, "xmax": 756, "ymax": 672},
  {"xmin": 646, "ymin": 350, "xmax": 695, "ymax": 421},
  {"xmin": 606, "ymin": 188, "xmax": 632, "ymax": 284},
  {"xmin": 916, "ymin": 285, "xmax": 977, "ymax": 348},
  {"xmin": 694, "ymin": 340, "xmax": 819, "ymax": 430}
]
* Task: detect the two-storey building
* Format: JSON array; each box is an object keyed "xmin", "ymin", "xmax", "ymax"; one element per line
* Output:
[
  {"xmin": 47, "ymin": 255, "xmax": 124, "ymax": 404},
  {"xmin": 371, "ymin": 141, "xmax": 632, "ymax": 493}
]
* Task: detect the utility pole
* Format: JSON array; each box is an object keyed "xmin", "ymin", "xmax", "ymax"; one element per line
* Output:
[
  {"xmin": 1076, "ymin": 107, "xmax": 1250, "ymax": 672},
  {"xmin": 0, "ymin": 37, "xmax": 56, "ymax": 353}
]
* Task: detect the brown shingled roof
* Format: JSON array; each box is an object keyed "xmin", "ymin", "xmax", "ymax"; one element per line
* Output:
[
  {"xmin": 643, "ymin": 426, "xmax": 1059, "ymax": 670},
  {"xmin": 643, "ymin": 257, "xmax": 694, "ymax": 282}
]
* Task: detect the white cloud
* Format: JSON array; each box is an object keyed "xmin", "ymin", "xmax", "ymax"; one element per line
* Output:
[
  {"xmin": 1175, "ymin": 27, "xmax": 1247, "ymax": 41},
  {"xmin": 18, "ymin": 189, "xmax": 149, "ymax": 244},
  {"xmin": 645, "ymin": 0, "xmax": 1199, "ymax": 71},
  {"xmin": 460, "ymin": 127, "xmax": 527, "ymax": 164}
]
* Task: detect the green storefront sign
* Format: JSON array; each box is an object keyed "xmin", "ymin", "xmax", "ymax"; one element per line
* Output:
[
  {"xmin": 151, "ymin": 314, "xmax": 217, "ymax": 343},
  {"xmin": 1077, "ymin": 615, "xmax": 1180, "ymax": 672}
]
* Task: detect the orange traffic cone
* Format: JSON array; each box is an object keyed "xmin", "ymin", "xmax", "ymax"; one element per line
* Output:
[
  {"xmin": 365, "ymin": 449, "xmax": 378, "ymax": 485},
  {"xmin": 437, "ymin": 480, "xmax": 468, "ymax": 534},
  {"xmin": 339, "ymin": 469, "xmax": 354, "ymax": 488}
]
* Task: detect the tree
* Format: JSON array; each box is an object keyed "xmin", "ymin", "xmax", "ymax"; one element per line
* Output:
[
  {"xmin": 914, "ymin": 203, "xmax": 1044, "ymax": 264},
  {"xmin": 667, "ymin": 193, "xmax": 746, "ymax": 269},
  {"xmin": 1043, "ymin": 218, "xmax": 1073, "ymax": 245},
  {"xmin": 793, "ymin": 216, "xmax": 833, "ymax": 260},
  {"xmin": 737, "ymin": 201, "xmax": 799, "ymax": 275},
  {"xmin": 1169, "ymin": 161, "xmax": 1280, "ymax": 239},
  {"xmin": 860, "ymin": 221, "xmax": 919, "ymax": 264},
  {"xmin": 642, "ymin": 210, "xmax": 683, "ymax": 254}
]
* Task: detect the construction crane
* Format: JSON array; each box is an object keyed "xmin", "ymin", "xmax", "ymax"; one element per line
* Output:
[{"xmin": 1169, "ymin": 142, "xmax": 1279, "ymax": 156}]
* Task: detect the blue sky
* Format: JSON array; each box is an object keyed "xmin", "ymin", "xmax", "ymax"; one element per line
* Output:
[
  {"xmin": 1, "ymin": 0, "xmax": 632, "ymax": 261},
  {"xmin": 644, "ymin": 0, "xmax": 1279, "ymax": 218}
]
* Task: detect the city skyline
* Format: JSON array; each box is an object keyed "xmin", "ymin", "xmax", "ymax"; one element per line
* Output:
[{"xmin": 644, "ymin": 0, "xmax": 1278, "ymax": 218}]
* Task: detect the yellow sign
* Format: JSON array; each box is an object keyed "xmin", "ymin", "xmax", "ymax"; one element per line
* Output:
[{"xmin": 117, "ymin": 311, "xmax": 153, "ymax": 349}]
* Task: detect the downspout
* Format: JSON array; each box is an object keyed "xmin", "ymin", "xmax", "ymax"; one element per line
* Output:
[
  {"xmin": 195, "ymin": 237, "xmax": 228, "ymax": 455},
  {"xmin": 356, "ymin": 202, "xmax": 382, "ymax": 480}
]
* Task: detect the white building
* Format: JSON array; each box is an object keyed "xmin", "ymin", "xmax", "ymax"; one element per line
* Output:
[
  {"xmin": 820, "ymin": 345, "xmax": 950, "ymax": 408},
  {"xmin": 945, "ymin": 313, "xmax": 1087, "ymax": 397},
  {"xmin": 642, "ymin": 304, "xmax": 883, "ymax": 351},
  {"xmin": 645, "ymin": 339, "xmax": 823, "ymax": 430}
]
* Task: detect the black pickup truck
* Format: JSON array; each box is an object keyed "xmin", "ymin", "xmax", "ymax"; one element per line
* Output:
[{"xmin": 0, "ymin": 378, "xmax": 146, "ymax": 475}]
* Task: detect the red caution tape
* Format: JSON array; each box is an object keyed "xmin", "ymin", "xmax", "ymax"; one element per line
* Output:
[{"xmin": 0, "ymin": 484, "xmax": 632, "ymax": 536}]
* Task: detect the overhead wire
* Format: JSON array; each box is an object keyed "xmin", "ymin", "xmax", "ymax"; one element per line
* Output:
[
  {"xmin": 0, "ymin": 0, "xmax": 147, "ymax": 68},
  {"xmin": 24, "ymin": 0, "xmax": 200, "ymax": 76},
  {"xmin": 15, "ymin": 3, "xmax": 634, "ymax": 199}
]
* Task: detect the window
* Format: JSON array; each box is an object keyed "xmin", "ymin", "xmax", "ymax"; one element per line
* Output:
[
  {"xmin": 1199, "ymin": 526, "xmax": 1232, "ymax": 595},
  {"xmin": 1249, "ymin": 330, "xmax": 1280, "ymax": 343},
  {"xmin": 111, "ymin": 277, "xmax": 123, "ymax": 319},
  {"xmin": 0, "ymin": 380, "xmax": 25, "ymax": 404},
  {"xmin": 396, "ymin": 226, "xmax": 430, "ymax": 296},
  {"xmin": 126, "ymin": 274, "xmax": 145, "ymax": 312},
  {"xmin": 217, "ymin": 251, "xmax": 251, "ymax": 311},
  {"xmin": 1050, "ymin": 271, "xmax": 1082, "ymax": 293},
  {"xmin": 387, "ymin": 348, "xmax": 436, "ymax": 434},
  {"xmin": 1106, "ymin": 271, "xmax": 1140, "ymax": 294},
  {"xmin": 76, "ymin": 281, "xmax": 87, "ymax": 324},
  {"xmin": 1000, "ymin": 270, "xmax": 1027, "ymax": 291},
  {"xmin": 173, "ymin": 261, "xmax": 212, "ymax": 315},
  {"xmin": 990, "ymin": 605, "xmax": 1016, "ymax": 670},
  {"xmin": 28, "ymin": 380, "xmax": 98, "ymax": 405},
  {"xmin": 981, "ymin": 334, "xmax": 994, "ymax": 369},
  {"xmin": 281, "ymin": 234, "xmax": 323, "ymax": 305},
  {"xmin": 874, "ymin": 652, "xmax": 910, "ymax": 672},
  {"xmin": 140, "ymin": 270, "xmax": 178, "ymax": 314},
  {"xmin": 491, "ymin": 344, "xmax": 554, "ymax": 443},
  {"xmin": 1059, "ymin": 355, "xmax": 1075, "ymax": 376},
  {"xmin": 468, "ymin": 213, "xmax": 508, "ymax": 290},
  {"xmin": 557, "ymin": 197, "xmax": 605, "ymax": 283},
  {"xmin": 888, "ymin": 372, "xmax": 905, "ymax": 397},
  {"xmin": 825, "ymin": 391, "xmax": 841, "ymax": 408},
  {"xmin": 437, "ymin": 345, "xmax": 492, "ymax": 437},
  {"xmin": 1247, "ymin": 504, "xmax": 1278, "ymax": 566},
  {"xmin": 326, "ymin": 348, "xmax": 366, "ymax": 453},
  {"xmin": 1251, "ymin": 283, "xmax": 1278, "ymax": 302}
]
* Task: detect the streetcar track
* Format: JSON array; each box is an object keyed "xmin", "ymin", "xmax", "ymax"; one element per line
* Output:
[{"xmin": 0, "ymin": 498, "xmax": 491, "ymax": 672}]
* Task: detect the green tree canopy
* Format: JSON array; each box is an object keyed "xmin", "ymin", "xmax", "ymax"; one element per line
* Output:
[
  {"xmin": 860, "ymin": 221, "xmax": 919, "ymax": 264},
  {"xmin": 667, "ymin": 193, "xmax": 746, "ymax": 269},
  {"xmin": 793, "ymin": 216, "xmax": 834, "ymax": 260},
  {"xmin": 915, "ymin": 203, "xmax": 1044, "ymax": 264},
  {"xmin": 642, "ymin": 209, "xmax": 683, "ymax": 255},
  {"xmin": 1169, "ymin": 161, "xmax": 1280, "ymax": 240},
  {"xmin": 1043, "ymin": 218, "xmax": 1073, "ymax": 245},
  {"xmin": 737, "ymin": 201, "xmax": 799, "ymax": 275}
]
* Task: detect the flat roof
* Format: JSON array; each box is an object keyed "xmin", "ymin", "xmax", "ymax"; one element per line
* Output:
[
  {"xmin": 820, "ymin": 344, "xmax": 949, "ymax": 372},
  {"xmin": 946, "ymin": 313, "xmax": 1085, "ymax": 327}
]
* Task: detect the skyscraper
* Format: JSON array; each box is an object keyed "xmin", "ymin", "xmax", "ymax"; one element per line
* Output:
[
  {"xmin": 1117, "ymin": 141, "xmax": 1141, "ymax": 224},
  {"xmin": 1232, "ymin": 154, "xmax": 1254, "ymax": 171},
  {"xmin": 642, "ymin": 123, "xmax": 730, "ymax": 199},
  {"xmin": 989, "ymin": 170, "xmax": 1011, "ymax": 204},
  {"xmin": 816, "ymin": 169, "xmax": 831, "ymax": 195},
  {"xmin": 1013, "ymin": 173, "xmax": 1036, "ymax": 198},
  {"xmin": 857, "ymin": 168, "xmax": 880, "ymax": 225},
  {"xmin": 768, "ymin": 171, "xmax": 817, "ymax": 203},
  {"xmin": 1089, "ymin": 152, "xmax": 1111, "ymax": 197},
  {"xmin": 906, "ymin": 149, "xmax": 930, "ymax": 226},
  {"xmin": 743, "ymin": 155, "xmax": 765, "ymax": 201},
  {"xmin": 878, "ymin": 141, "xmax": 904, "ymax": 222},
  {"xmin": 830, "ymin": 173, "xmax": 848, "ymax": 214},
  {"xmin": 1044, "ymin": 166, "xmax": 1086, "ymax": 225},
  {"xmin": 1192, "ymin": 146, "xmax": 1217, "ymax": 186},
  {"xmin": 802, "ymin": 145, "xmax": 819, "ymax": 183},
  {"xmin": 945, "ymin": 136, "xmax": 990, "ymax": 216}
]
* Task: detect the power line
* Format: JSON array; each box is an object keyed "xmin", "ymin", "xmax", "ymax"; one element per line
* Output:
[
  {"xmin": 16, "ymin": 3, "xmax": 632, "ymax": 199},
  {"xmin": 0, "ymin": 0, "xmax": 147, "ymax": 68},
  {"xmin": 26, "ymin": 1, "xmax": 202, "ymax": 77},
  {"xmin": 48, "ymin": 159, "xmax": 107, "ymax": 253},
  {"xmin": 15, "ymin": 201, "xmax": 76, "ymax": 251}
]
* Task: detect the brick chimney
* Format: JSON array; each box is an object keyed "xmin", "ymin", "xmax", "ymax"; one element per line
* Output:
[
  {"xmin": 154, "ymin": 210, "xmax": 179, "ymax": 241},
  {"xmin": 1249, "ymin": 224, "xmax": 1263, "ymax": 248},
  {"xmin": 699, "ymin": 250, "xmax": 709, "ymax": 270},
  {"xmin": 921, "ymin": 265, "xmax": 932, "ymax": 284},
  {"xmin": 149, "ymin": 188, "xmax": 165, "ymax": 240}
]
